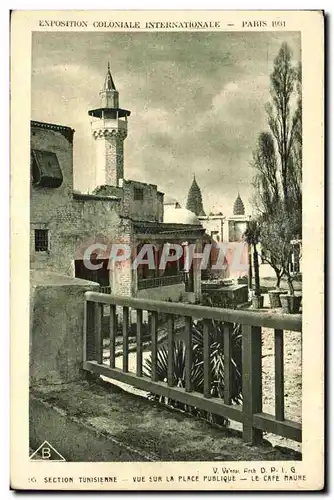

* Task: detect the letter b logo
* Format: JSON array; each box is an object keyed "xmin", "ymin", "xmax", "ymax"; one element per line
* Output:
[
  {"xmin": 41, "ymin": 446, "xmax": 51, "ymax": 459},
  {"xmin": 29, "ymin": 440, "xmax": 66, "ymax": 461}
]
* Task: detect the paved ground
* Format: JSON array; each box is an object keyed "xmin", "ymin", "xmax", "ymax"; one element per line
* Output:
[{"xmin": 33, "ymin": 380, "xmax": 301, "ymax": 462}]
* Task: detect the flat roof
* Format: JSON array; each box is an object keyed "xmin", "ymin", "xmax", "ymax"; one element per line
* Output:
[
  {"xmin": 73, "ymin": 192, "xmax": 121, "ymax": 202},
  {"xmin": 31, "ymin": 120, "xmax": 75, "ymax": 143},
  {"xmin": 133, "ymin": 220, "xmax": 204, "ymax": 235}
]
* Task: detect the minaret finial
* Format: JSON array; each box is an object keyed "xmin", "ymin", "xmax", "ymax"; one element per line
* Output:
[{"xmin": 103, "ymin": 63, "xmax": 116, "ymax": 92}]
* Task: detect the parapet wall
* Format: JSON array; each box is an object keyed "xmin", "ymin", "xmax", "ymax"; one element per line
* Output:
[{"xmin": 30, "ymin": 270, "xmax": 99, "ymax": 387}]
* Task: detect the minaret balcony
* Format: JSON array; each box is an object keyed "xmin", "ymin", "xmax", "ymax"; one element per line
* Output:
[{"xmin": 91, "ymin": 117, "xmax": 128, "ymax": 135}]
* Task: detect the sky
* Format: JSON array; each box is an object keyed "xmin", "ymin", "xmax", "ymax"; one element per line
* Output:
[{"xmin": 31, "ymin": 31, "xmax": 300, "ymax": 216}]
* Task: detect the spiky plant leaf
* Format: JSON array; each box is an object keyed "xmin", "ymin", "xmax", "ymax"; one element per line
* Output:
[{"xmin": 143, "ymin": 317, "xmax": 243, "ymax": 424}]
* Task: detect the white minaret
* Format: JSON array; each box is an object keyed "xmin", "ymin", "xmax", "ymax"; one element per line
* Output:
[{"xmin": 88, "ymin": 63, "xmax": 131, "ymax": 188}]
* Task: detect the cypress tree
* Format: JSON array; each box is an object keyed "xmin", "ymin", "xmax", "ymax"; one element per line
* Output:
[{"xmin": 186, "ymin": 176, "xmax": 206, "ymax": 216}]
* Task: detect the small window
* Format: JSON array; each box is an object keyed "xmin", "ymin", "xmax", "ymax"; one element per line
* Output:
[
  {"xmin": 134, "ymin": 187, "xmax": 144, "ymax": 201},
  {"xmin": 31, "ymin": 149, "xmax": 63, "ymax": 188},
  {"xmin": 35, "ymin": 229, "xmax": 49, "ymax": 252}
]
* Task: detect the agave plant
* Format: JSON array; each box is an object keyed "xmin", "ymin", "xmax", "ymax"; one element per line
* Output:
[
  {"xmin": 143, "ymin": 318, "xmax": 242, "ymax": 427},
  {"xmin": 144, "ymin": 340, "xmax": 204, "ymax": 413}
]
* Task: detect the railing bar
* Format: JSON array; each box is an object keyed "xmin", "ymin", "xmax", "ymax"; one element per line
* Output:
[
  {"xmin": 122, "ymin": 306, "xmax": 129, "ymax": 373},
  {"xmin": 109, "ymin": 305, "xmax": 116, "ymax": 369},
  {"xmin": 84, "ymin": 292, "xmax": 302, "ymax": 331},
  {"xmin": 275, "ymin": 329, "xmax": 285, "ymax": 421},
  {"xmin": 151, "ymin": 311, "xmax": 158, "ymax": 382},
  {"xmin": 224, "ymin": 322, "xmax": 233, "ymax": 405},
  {"xmin": 95, "ymin": 302, "xmax": 103, "ymax": 365},
  {"xmin": 253, "ymin": 413, "xmax": 302, "ymax": 443},
  {"xmin": 167, "ymin": 315, "xmax": 175, "ymax": 387},
  {"xmin": 84, "ymin": 360, "xmax": 243, "ymax": 423},
  {"xmin": 203, "ymin": 319, "xmax": 211, "ymax": 398},
  {"xmin": 242, "ymin": 324, "xmax": 263, "ymax": 444},
  {"xmin": 83, "ymin": 297, "xmax": 301, "ymax": 445},
  {"xmin": 184, "ymin": 316, "xmax": 193, "ymax": 392},
  {"xmin": 136, "ymin": 309, "xmax": 143, "ymax": 377}
]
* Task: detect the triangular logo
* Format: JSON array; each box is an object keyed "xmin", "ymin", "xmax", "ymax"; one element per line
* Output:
[{"xmin": 29, "ymin": 440, "xmax": 66, "ymax": 461}]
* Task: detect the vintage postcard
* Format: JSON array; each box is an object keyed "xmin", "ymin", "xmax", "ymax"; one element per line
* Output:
[{"xmin": 10, "ymin": 10, "xmax": 324, "ymax": 491}]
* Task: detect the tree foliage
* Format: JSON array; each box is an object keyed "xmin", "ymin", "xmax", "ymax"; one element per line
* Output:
[
  {"xmin": 252, "ymin": 132, "xmax": 279, "ymax": 217},
  {"xmin": 265, "ymin": 42, "xmax": 301, "ymax": 210},
  {"xmin": 260, "ymin": 205, "xmax": 300, "ymax": 293},
  {"xmin": 251, "ymin": 42, "xmax": 302, "ymax": 292},
  {"xmin": 244, "ymin": 220, "xmax": 261, "ymax": 296}
]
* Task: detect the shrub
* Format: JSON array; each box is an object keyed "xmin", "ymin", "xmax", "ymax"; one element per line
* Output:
[{"xmin": 143, "ymin": 318, "xmax": 242, "ymax": 427}]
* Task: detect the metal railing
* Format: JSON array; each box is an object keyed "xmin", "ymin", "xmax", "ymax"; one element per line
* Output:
[
  {"xmin": 137, "ymin": 273, "xmax": 184, "ymax": 290},
  {"xmin": 83, "ymin": 292, "xmax": 302, "ymax": 445}
]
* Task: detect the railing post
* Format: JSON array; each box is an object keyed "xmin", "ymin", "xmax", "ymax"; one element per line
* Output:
[
  {"xmin": 184, "ymin": 316, "xmax": 193, "ymax": 392},
  {"xmin": 275, "ymin": 329, "xmax": 285, "ymax": 421},
  {"xmin": 242, "ymin": 324, "xmax": 263, "ymax": 444},
  {"xmin": 203, "ymin": 319, "xmax": 211, "ymax": 398},
  {"xmin": 95, "ymin": 302, "xmax": 103, "ymax": 365},
  {"xmin": 151, "ymin": 311, "xmax": 158, "ymax": 381},
  {"xmin": 223, "ymin": 322, "xmax": 233, "ymax": 405},
  {"xmin": 167, "ymin": 315, "xmax": 175, "ymax": 387},
  {"xmin": 109, "ymin": 305, "xmax": 117, "ymax": 369},
  {"xmin": 83, "ymin": 300, "xmax": 96, "ymax": 362},
  {"xmin": 122, "ymin": 306, "xmax": 129, "ymax": 373},
  {"xmin": 136, "ymin": 309, "xmax": 143, "ymax": 377}
]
